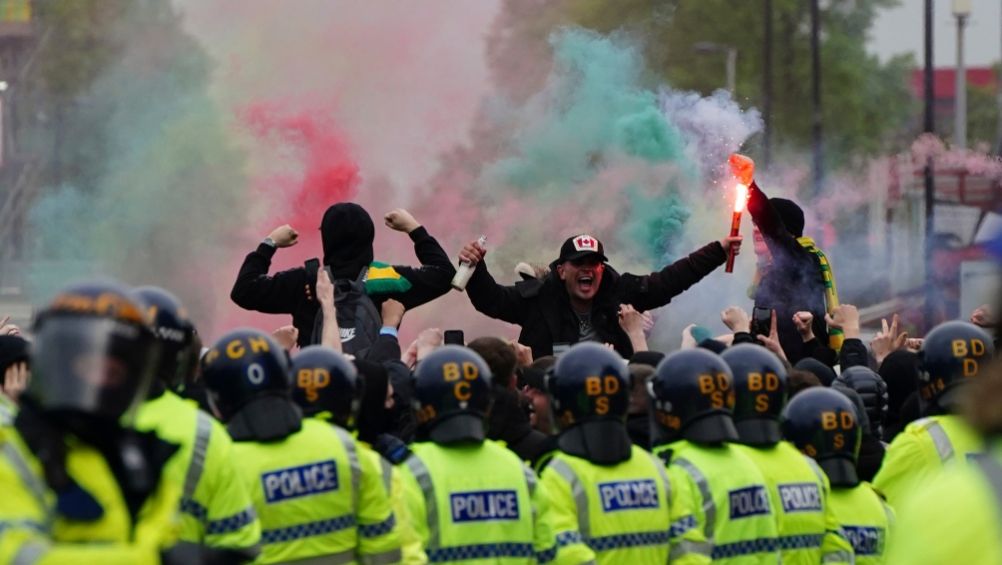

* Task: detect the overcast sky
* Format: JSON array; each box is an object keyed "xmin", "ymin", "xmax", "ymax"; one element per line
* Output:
[{"xmin": 869, "ymin": 0, "xmax": 1001, "ymax": 67}]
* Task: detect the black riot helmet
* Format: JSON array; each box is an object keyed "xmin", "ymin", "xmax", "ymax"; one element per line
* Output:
[
  {"xmin": 290, "ymin": 346, "xmax": 363, "ymax": 430},
  {"xmin": 781, "ymin": 387, "xmax": 862, "ymax": 487},
  {"xmin": 918, "ymin": 321, "xmax": 994, "ymax": 414},
  {"xmin": 133, "ymin": 286, "xmax": 199, "ymax": 392},
  {"xmin": 28, "ymin": 281, "xmax": 158, "ymax": 424},
  {"xmin": 201, "ymin": 328, "xmax": 300, "ymax": 442},
  {"xmin": 649, "ymin": 348, "xmax": 738, "ymax": 446},
  {"xmin": 548, "ymin": 342, "xmax": 632, "ymax": 465},
  {"xmin": 413, "ymin": 345, "xmax": 492, "ymax": 444},
  {"xmin": 834, "ymin": 366, "xmax": 888, "ymax": 440},
  {"xmin": 721, "ymin": 344, "xmax": 788, "ymax": 446}
]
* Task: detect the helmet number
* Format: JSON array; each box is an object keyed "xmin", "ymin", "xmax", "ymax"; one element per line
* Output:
[
  {"xmin": 749, "ymin": 372, "xmax": 780, "ymax": 413},
  {"xmin": 247, "ymin": 363, "xmax": 266, "ymax": 385},
  {"xmin": 821, "ymin": 410, "xmax": 854, "ymax": 430},
  {"xmin": 698, "ymin": 373, "xmax": 733, "ymax": 409},
  {"xmin": 297, "ymin": 369, "xmax": 331, "ymax": 402},
  {"xmin": 952, "ymin": 338, "xmax": 986, "ymax": 377},
  {"xmin": 585, "ymin": 375, "xmax": 620, "ymax": 415},
  {"xmin": 443, "ymin": 362, "xmax": 479, "ymax": 402}
]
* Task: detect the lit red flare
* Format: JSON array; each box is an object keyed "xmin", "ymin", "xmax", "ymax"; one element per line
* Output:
[
  {"xmin": 733, "ymin": 182, "xmax": 749, "ymax": 213},
  {"xmin": 725, "ymin": 153, "xmax": 755, "ymax": 273}
]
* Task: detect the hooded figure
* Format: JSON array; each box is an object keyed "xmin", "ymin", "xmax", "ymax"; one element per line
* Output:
[
  {"xmin": 321, "ymin": 203, "xmax": 375, "ymax": 279},
  {"xmin": 231, "ymin": 203, "xmax": 455, "ymax": 347},
  {"xmin": 748, "ymin": 184, "xmax": 832, "ymax": 364}
]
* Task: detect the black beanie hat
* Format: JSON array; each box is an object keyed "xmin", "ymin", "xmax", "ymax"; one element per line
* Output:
[
  {"xmin": 795, "ymin": 357, "xmax": 837, "ymax": 387},
  {"xmin": 320, "ymin": 203, "xmax": 375, "ymax": 279},
  {"xmin": 770, "ymin": 198, "xmax": 805, "ymax": 238},
  {"xmin": 0, "ymin": 335, "xmax": 29, "ymax": 387}
]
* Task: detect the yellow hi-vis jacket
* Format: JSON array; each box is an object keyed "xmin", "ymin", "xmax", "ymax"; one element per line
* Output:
[
  {"xmin": 737, "ymin": 442, "xmax": 854, "ymax": 564},
  {"xmin": 873, "ymin": 414, "xmax": 983, "ymax": 507},
  {"xmin": 829, "ymin": 483, "xmax": 893, "ymax": 565},
  {"xmin": 135, "ymin": 390, "xmax": 261, "ymax": 553},
  {"xmin": 887, "ymin": 445, "xmax": 1002, "ymax": 565},
  {"xmin": 0, "ymin": 425, "xmax": 181, "ymax": 564},
  {"xmin": 402, "ymin": 439, "xmax": 595, "ymax": 564},
  {"xmin": 232, "ymin": 418, "xmax": 401, "ymax": 564},
  {"xmin": 542, "ymin": 444, "xmax": 707, "ymax": 564},
  {"xmin": 656, "ymin": 440, "xmax": 780, "ymax": 564}
]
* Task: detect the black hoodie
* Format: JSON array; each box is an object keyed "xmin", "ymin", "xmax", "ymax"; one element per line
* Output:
[
  {"xmin": 747, "ymin": 182, "xmax": 830, "ymax": 364},
  {"xmin": 231, "ymin": 203, "xmax": 456, "ymax": 347},
  {"xmin": 465, "ymin": 240, "xmax": 727, "ymax": 359}
]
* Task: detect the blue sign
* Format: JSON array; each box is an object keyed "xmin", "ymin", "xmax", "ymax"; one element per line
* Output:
[
  {"xmin": 598, "ymin": 480, "xmax": 659, "ymax": 512},
  {"xmin": 842, "ymin": 526, "xmax": 884, "ymax": 556},
  {"xmin": 261, "ymin": 460, "xmax": 338, "ymax": 504},
  {"xmin": 728, "ymin": 485, "xmax": 770, "ymax": 519},
  {"xmin": 778, "ymin": 483, "xmax": 822, "ymax": 513},
  {"xmin": 450, "ymin": 490, "xmax": 520, "ymax": 522}
]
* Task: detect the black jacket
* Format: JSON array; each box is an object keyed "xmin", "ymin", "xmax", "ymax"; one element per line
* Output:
[
  {"xmin": 748, "ymin": 183, "xmax": 829, "ymax": 364},
  {"xmin": 466, "ymin": 241, "xmax": 728, "ymax": 359},
  {"xmin": 231, "ymin": 226, "xmax": 455, "ymax": 347}
]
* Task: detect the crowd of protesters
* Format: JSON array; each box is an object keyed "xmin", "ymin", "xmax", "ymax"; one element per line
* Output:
[{"xmin": 1, "ymin": 185, "xmax": 1001, "ymax": 564}]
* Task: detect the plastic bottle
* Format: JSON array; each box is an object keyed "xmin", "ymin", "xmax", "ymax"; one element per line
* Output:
[{"xmin": 451, "ymin": 235, "xmax": 487, "ymax": 291}]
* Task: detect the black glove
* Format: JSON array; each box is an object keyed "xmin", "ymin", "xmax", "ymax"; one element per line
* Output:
[{"xmin": 373, "ymin": 433, "xmax": 410, "ymax": 465}]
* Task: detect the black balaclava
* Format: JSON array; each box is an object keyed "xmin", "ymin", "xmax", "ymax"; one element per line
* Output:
[{"xmin": 321, "ymin": 203, "xmax": 375, "ymax": 279}]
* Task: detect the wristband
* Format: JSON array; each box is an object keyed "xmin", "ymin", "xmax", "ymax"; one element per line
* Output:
[{"xmin": 379, "ymin": 326, "xmax": 399, "ymax": 338}]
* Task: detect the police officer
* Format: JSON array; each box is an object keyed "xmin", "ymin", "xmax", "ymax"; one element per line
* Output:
[
  {"xmin": 133, "ymin": 286, "xmax": 261, "ymax": 557},
  {"xmin": 873, "ymin": 321, "xmax": 995, "ymax": 507},
  {"xmin": 649, "ymin": 348, "xmax": 779, "ymax": 564},
  {"xmin": 721, "ymin": 344, "xmax": 853, "ymax": 564},
  {"xmin": 834, "ymin": 366, "xmax": 888, "ymax": 482},
  {"xmin": 540, "ymin": 342, "xmax": 698, "ymax": 564},
  {"xmin": 397, "ymin": 345, "xmax": 589, "ymax": 564},
  {"xmin": 884, "ymin": 356, "xmax": 1002, "ymax": 564},
  {"xmin": 782, "ymin": 388, "xmax": 894, "ymax": 564},
  {"xmin": 0, "ymin": 281, "xmax": 182, "ymax": 562},
  {"xmin": 202, "ymin": 328, "xmax": 401, "ymax": 564},
  {"xmin": 289, "ymin": 345, "xmax": 424, "ymax": 563}
]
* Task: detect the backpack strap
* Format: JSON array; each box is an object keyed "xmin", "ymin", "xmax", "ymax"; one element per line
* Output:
[{"xmin": 304, "ymin": 258, "xmax": 320, "ymax": 302}]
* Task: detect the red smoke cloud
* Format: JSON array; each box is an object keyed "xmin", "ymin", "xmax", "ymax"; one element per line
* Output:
[{"xmin": 239, "ymin": 102, "xmax": 361, "ymax": 267}]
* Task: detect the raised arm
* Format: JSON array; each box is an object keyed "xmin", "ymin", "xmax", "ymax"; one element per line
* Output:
[
  {"xmin": 460, "ymin": 239, "xmax": 530, "ymax": 325},
  {"xmin": 230, "ymin": 224, "xmax": 306, "ymax": 314},
  {"xmin": 626, "ymin": 238, "xmax": 736, "ymax": 311},
  {"xmin": 383, "ymin": 209, "xmax": 456, "ymax": 309},
  {"xmin": 747, "ymin": 181, "xmax": 803, "ymax": 259}
]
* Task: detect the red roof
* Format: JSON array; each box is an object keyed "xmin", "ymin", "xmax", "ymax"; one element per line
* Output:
[{"xmin": 910, "ymin": 67, "xmax": 998, "ymax": 100}]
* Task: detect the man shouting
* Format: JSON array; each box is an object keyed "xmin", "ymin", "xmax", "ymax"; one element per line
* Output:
[{"xmin": 459, "ymin": 233, "xmax": 741, "ymax": 358}]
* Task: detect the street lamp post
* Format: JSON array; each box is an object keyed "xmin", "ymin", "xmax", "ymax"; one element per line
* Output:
[
  {"xmin": 810, "ymin": 0, "xmax": 823, "ymax": 198},
  {"xmin": 953, "ymin": 0, "xmax": 971, "ymax": 149},
  {"xmin": 924, "ymin": 0, "xmax": 936, "ymax": 330},
  {"xmin": 693, "ymin": 42, "xmax": 738, "ymax": 95}
]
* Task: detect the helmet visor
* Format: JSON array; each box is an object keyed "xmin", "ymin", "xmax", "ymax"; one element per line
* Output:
[{"xmin": 29, "ymin": 317, "xmax": 157, "ymax": 423}]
